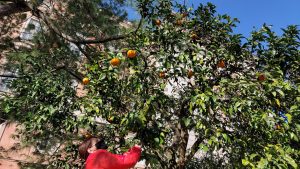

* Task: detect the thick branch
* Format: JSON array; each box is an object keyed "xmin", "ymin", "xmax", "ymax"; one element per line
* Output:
[
  {"xmin": 0, "ymin": 1, "xmax": 30, "ymax": 17},
  {"xmin": 72, "ymin": 35, "xmax": 127, "ymax": 44},
  {"xmin": 51, "ymin": 65, "xmax": 83, "ymax": 82},
  {"xmin": 64, "ymin": 68, "xmax": 83, "ymax": 81},
  {"xmin": 185, "ymin": 136, "xmax": 204, "ymax": 161},
  {"xmin": 74, "ymin": 43, "xmax": 93, "ymax": 62},
  {"xmin": 35, "ymin": 8, "xmax": 143, "ymax": 44},
  {"xmin": 72, "ymin": 17, "xmax": 144, "ymax": 44}
]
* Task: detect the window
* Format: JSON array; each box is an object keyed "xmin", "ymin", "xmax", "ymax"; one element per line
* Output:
[
  {"xmin": 0, "ymin": 70, "xmax": 13, "ymax": 93},
  {"xmin": 0, "ymin": 77, "xmax": 9, "ymax": 93},
  {"xmin": 20, "ymin": 18, "xmax": 41, "ymax": 40},
  {"xmin": 69, "ymin": 42, "xmax": 82, "ymax": 56}
]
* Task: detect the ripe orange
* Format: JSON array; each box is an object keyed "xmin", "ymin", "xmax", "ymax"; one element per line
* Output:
[
  {"xmin": 82, "ymin": 77, "xmax": 90, "ymax": 85},
  {"xmin": 176, "ymin": 19, "xmax": 183, "ymax": 26},
  {"xmin": 84, "ymin": 132, "xmax": 93, "ymax": 139},
  {"xmin": 217, "ymin": 60, "xmax": 225, "ymax": 68},
  {"xmin": 258, "ymin": 74, "xmax": 266, "ymax": 81},
  {"xmin": 191, "ymin": 33, "xmax": 198, "ymax": 40},
  {"xmin": 107, "ymin": 116, "xmax": 114, "ymax": 123},
  {"xmin": 159, "ymin": 72, "xmax": 166, "ymax": 78},
  {"xmin": 52, "ymin": 42, "xmax": 59, "ymax": 48},
  {"xmin": 187, "ymin": 70, "xmax": 194, "ymax": 78},
  {"xmin": 275, "ymin": 124, "xmax": 281, "ymax": 130},
  {"xmin": 110, "ymin": 58, "xmax": 121, "ymax": 66},
  {"xmin": 181, "ymin": 12, "xmax": 188, "ymax": 17},
  {"xmin": 155, "ymin": 19, "xmax": 161, "ymax": 26},
  {"xmin": 127, "ymin": 50, "xmax": 137, "ymax": 58}
]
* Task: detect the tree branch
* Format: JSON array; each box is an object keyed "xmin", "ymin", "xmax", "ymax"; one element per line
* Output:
[
  {"xmin": 34, "ymin": 8, "xmax": 144, "ymax": 44},
  {"xmin": 0, "ymin": 74, "xmax": 19, "ymax": 78},
  {"xmin": 51, "ymin": 65, "xmax": 83, "ymax": 82},
  {"xmin": 185, "ymin": 136, "xmax": 204, "ymax": 161},
  {"xmin": 74, "ymin": 43, "xmax": 93, "ymax": 62},
  {"xmin": 64, "ymin": 68, "xmax": 83, "ymax": 81}
]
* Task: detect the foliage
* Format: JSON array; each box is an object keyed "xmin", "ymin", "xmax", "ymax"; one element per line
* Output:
[{"xmin": 0, "ymin": 0, "xmax": 299, "ymax": 169}]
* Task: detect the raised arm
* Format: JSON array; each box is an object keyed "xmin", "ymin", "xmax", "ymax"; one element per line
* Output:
[
  {"xmin": 86, "ymin": 146, "xmax": 142, "ymax": 169},
  {"xmin": 122, "ymin": 145, "xmax": 142, "ymax": 168}
]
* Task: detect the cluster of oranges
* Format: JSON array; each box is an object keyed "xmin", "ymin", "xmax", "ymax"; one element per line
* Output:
[
  {"xmin": 110, "ymin": 49, "xmax": 137, "ymax": 67},
  {"xmin": 82, "ymin": 46, "xmax": 265, "ymax": 85},
  {"xmin": 159, "ymin": 69, "xmax": 194, "ymax": 79},
  {"xmin": 82, "ymin": 50, "xmax": 137, "ymax": 85},
  {"xmin": 154, "ymin": 12, "xmax": 188, "ymax": 27},
  {"xmin": 258, "ymin": 74, "xmax": 266, "ymax": 81},
  {"xmin": 217, "ymin": 60, "xmax": 225, "ymax": 68},
  {"xmin": 83, "ymin": 57, "xmax": 229, "ymax": 84}
]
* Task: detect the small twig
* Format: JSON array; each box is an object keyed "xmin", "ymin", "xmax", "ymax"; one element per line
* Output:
[
  {"xmin": 0, "ymin": 117, "xmax": 7, "ymax": 121},
  {"xmin": 74, "ymin": 43, "xmax": 93, "ymax": 62},
  {"xmin": 0, "ymin": 74, "xmax": 19, "ymax": 78},
  {"xmin": 63, "ymin": 68, "xmax": 83, "ymax": 81}
]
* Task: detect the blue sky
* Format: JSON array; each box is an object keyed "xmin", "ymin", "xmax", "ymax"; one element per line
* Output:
[{"xmin": 126, "ymin": 1, "xmax": 300, "ymax": 38}]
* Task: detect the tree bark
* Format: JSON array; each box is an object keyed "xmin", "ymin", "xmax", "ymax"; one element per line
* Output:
[
  {"xmin": 176, "ymin": 122, "xmax": 189, "ymax": 169},
  {"xmin": 173, "ymin": 99, "xmax": 190, "ymax": 169},
  {"xmin": 0, "ymin": 1, "xmax": 30, "ymax": 17}
]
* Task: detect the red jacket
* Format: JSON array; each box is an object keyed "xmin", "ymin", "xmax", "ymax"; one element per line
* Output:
[{"xmin": 86, "ymin": 146, "xmax": 142, "ymax": 169}]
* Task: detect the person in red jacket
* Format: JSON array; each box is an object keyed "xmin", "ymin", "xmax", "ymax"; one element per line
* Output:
[{"xmin": 78, "ymin": 137, "xmax": 142, "ymax": 169}]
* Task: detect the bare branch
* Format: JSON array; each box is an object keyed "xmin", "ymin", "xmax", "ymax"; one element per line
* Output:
[{"xmin": 0, "ymin": 74, "xmax": 19, "ymax": 78}]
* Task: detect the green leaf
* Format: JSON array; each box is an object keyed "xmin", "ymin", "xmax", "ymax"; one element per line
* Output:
[
  {"xmin": 4, "ymin": 105, "xmax": 10, "ymax": 113},
  {"xmin": 222, "ymin": 133, "xmax": 230, "ymax": 142},
  {"xmin": 275, "ymin": 99, "xmax": 280, "ymax": 107},
  {"xmin": 290, "ymin": 105, "xmax": 298, "ymax": 111},
  {"xmin": 154, "ymin": 137, "xmax": 160, "ymax": 143},
  {"xmin": 199, "ymin": 144, "xmax": 208, "ymax": 152},
  {"xmin": 285, "ymin": 114, "xmax": 292, "ymax": 122},
  {"xmin": 257, "ymin": 158, "xmax": 268, "ymax": 169},
  {"xmin": 283, "ymin": 155, "xmax": 298, "ymax": 168},
  {"xmin": 99, "ymin": 74, "xmax": 106, "ymax": 80},
  {"xmin": 276, "ymin": 89, "xmax": 285, "ymax": 97},
  {"xmin": 250, "ymin": 153, "xmax": 258, "ymax": 160},
  {"xmin": 265, "ymin": 153, "xmax": 272, "ymax": 161},
  {"xmin": 296, "ymin": 124, "xmax": 300, "ymax": 131},
  {"xmin": 290, "ymin": 132, "xmax": 299, "ymax": 141},
  {"xmin": 234, "ymin": 102, "xmax": 240, "ymax": 111},
  {"xmin": 183, "ymin": 118, "xmax": 191, "ymax": 127},
  {"xmin": 242, "ymin": 159, "xmax": 249, "ymax": 166}
]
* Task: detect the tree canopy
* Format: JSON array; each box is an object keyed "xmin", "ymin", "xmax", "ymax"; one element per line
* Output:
[{"xmin": 0, "ymin": 0, "xmax": 299, "ymax": 168}]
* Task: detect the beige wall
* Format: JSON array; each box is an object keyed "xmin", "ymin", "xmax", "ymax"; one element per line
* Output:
[{"xmin": 0, "ymin": 123, "xmax": 40, "ymax": 169}]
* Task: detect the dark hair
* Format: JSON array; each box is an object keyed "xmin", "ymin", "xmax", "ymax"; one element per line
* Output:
[
  {"xmin": 78, "ymin": 137, "xmax": 107, "ymax": 160},
  {"xmin": 95, "ymin": 139, "xmax": 108, "ymax": 150}
]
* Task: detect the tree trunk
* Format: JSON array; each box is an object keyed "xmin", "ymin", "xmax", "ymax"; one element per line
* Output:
[
  {"xmin": 171, "ymin": 100, "xmax": 190, "ymax": 169},
  {"xmin": 173, "ymin": 122, "xmax": 189, "ymax": 169}
]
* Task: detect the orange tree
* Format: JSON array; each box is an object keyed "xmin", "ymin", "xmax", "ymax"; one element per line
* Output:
[{"xmin": 1, "ymin": 1, "xmax": 300, "ymax": 168}]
